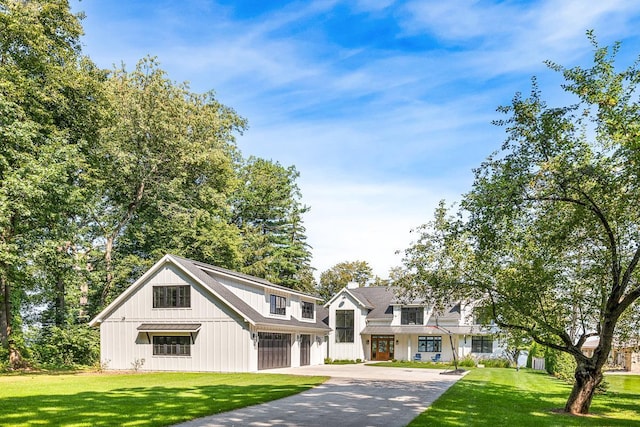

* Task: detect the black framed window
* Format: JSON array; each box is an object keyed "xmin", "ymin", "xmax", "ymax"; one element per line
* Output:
[
  {"xmin": 153, "ymin": 336, "xmax": 191, "ymax": 356},
  {"xmin": 302, "ymin": 301, "xmax": 314, "ymax": 319},
  {"xmin": 335, "ymin": 310, "xmax": 354, "ymax": 343},
  {"xmin": 270, "ymin": 294, "xmax": 286, "ymax": 315},
  {"xmin": 153, "ymin": 286, "xmax": 190, "ymax": 308},
  {"xmin": 471, "ymin": 336, "xmax": 493, "ymax": 353},
  {"xmin": 401, "ymin": 307, "xmax": 424, "ymax": 325},
  {"xmin": 418, "ymin": 336, "xmax": 442, "ymax": 352}
]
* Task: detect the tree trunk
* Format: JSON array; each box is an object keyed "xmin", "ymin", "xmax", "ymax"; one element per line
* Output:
[
  {"xmin": 0, "ymin": 267, "xmax": 24, "ymax": 369},
  {"xmin": 564, "ymin": 362, "xmax": 602, "ymax": 414},
  {"xmin": 0, "ymin": 270, "xmax": 9, "ymax": 349},
  {"xmin": 101, "ymin": 235, "xmax": 114, "ymax": 305}
]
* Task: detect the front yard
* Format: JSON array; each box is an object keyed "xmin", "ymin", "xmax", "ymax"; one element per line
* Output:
[
  {"xmin": 0, "ymin": 371, "xmax": 328, "ymax": 427},
  {"xmin": 410, "ymin": 368, "xmax": 640, "ymax": 426}
]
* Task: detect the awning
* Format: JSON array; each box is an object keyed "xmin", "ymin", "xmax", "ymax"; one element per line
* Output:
[
  {"xmin": 137, "ymin": 323, "xmax": 202, "ymax": 332},
  {"xmin": 361, "ymin": 325, "xmax": 481, "ymax": 335}
]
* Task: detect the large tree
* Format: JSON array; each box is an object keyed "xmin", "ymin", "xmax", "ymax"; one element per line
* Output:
[
  {"xmin": 318, "ymin": 260, "xmax": 374, "ymax": 302},
  {"xmin": 85, "ymin": 57, "xmax": 246, "ymax": 308},
  {"xmin": 399, "ymin": 35, "xmax": 640, "ymax": 415},
  {"xmin": 0, "ymin": 0, "xmax": 104, "ymax": 367},
  {"xmin": 232, "ymin": 157, "xmax": 314, "ymax": 291}
]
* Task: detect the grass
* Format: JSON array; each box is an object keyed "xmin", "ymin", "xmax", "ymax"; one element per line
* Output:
[
  {"xmin": 409, "ymin": 368, "xmax": 640, "ymax": 426},
  {"xmin": 0, "ymin": 371, "xmax": 328, "ymax": 427}
]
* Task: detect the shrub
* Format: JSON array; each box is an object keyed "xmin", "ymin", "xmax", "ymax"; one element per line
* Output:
[
  {"xmin": 31, "ymin": 324, "xmax": 99, "ymax": 368},
  {"xmin": 458, "ymin": 355, "xmax": 476, "ymax": 367}
]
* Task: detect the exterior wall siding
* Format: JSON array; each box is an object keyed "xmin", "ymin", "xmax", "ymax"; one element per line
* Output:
[
  {"xmin": 99, "ymin": 264, "xmax": 254, "ymax": 372},
  {"xmin": 327, "ymin": 294, "xmax": 367, "ymax": 361}
]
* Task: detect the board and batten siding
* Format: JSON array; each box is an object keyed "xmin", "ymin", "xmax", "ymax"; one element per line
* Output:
[
  {"xmin": 99, "ymin": 264, "xmax": 253, "ymax": 372},
  {"xmin": 327, "ymin": 293, "xmax": 368, "ymax": 361}
]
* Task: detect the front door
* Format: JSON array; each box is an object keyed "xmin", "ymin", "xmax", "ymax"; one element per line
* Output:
[{"xmin": 371, "ymin": 335, "xmax": 394, "ymax": 361}]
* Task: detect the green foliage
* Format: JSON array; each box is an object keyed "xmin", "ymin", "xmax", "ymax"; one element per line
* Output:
[
  {"xmin": 318, "ymin": 260, "xmax": 374, "ymax": 302},
  {"xmin": 30, "ymin": 325, "xmax": 99, "ymax": 368},
  {"xmin": 325, "ymin": 358, "xmax": 361, "ymax": 365},
  {"xmin": 398, "ymin": 34, "xmax": 640, "ymax": 414},
  {"xmin": 458, "ymin": 355, "xmax": 477, "ymax": 367}
]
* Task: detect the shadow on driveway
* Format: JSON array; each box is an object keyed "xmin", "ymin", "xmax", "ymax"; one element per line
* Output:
[{"xmin": 174, "ymin": 365, "xmax": 464, "ymax": 427}]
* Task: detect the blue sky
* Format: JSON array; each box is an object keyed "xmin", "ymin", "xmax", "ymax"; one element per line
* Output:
[{"xmin": 71, "ymin": 0, "xmax": 640, "ymax": 278}]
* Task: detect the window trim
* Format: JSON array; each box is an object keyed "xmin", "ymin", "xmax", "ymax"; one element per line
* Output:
[
  {"xmin": 152, "ymin": 335, "xmax": 191, "ymax": 356},
  {"xmin": 301, "ymin": 301, "xmax": 314, "ymax": 319},
  {"xmin": 335, "ymin": 309, "xmax": 354, "ymax": 343},
  {"xmin": 401, "ymin": 307, "xmax": 424, "ymax": 325},
  {"xmin": 270, "ymin": 294, "xmax": 287, "ymax": 316},
  {"xmin": 153, "ymin": 285, "xmax": 191, "ymax": 308},
  {"xmin": 471, "ymin": 336, "xmax": 493, "ymax": 353},
  {"xmin": 418, "ymin": 336, "xmax": 442, "ymax": 352}
]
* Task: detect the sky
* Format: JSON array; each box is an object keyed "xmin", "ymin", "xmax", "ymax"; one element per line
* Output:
[{"xmin": 70, "ymin": 0, "xmax": 640, "ymax": 279}]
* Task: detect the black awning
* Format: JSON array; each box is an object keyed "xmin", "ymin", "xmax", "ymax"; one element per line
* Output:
[{"xmin": 137, "ymin": 323, "xmax": 201, "ymax": 332}]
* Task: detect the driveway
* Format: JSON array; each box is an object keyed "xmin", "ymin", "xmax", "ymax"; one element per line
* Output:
[{"xmin": 173, "ymin": 364, "xmax": 465, "ymax": 427}]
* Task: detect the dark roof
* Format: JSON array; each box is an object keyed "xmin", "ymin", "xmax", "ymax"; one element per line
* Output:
[
  {"xmin": 348, "ymin": 287, "xmax": 396, "ymax": 320},
  {"xmin": 172, "ymin": 255, "xmax": 317, "ymax": 299},
  {"xmin": 171, "ymin": 255, "xmax": 330, "ymax": 333},
  {"xmin": 137, "ymin": 323, "xmax": 201, "ymax": 332}
]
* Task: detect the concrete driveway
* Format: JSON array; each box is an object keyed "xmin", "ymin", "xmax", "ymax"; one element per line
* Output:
[{"xmin": 173, "ymin": 364, "xmax": 465, "ymax": 427}]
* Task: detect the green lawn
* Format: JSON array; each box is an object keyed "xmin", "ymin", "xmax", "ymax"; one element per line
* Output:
[
  {"xmin": 0, "ymin": 371, "xmax": 328, "ymax": 427},
  {"xmin": 409, "ymin": 368, "xmax": 640, "ymax": 426}
]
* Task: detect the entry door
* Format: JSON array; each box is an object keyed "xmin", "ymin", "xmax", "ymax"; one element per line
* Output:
[
  {"xmin": 300, "ymin": 334, "xmax": 311, "ymax": 366},
  {"xmin": 371, "ymin": 335, "xmax": 395, "ymax": 361}
]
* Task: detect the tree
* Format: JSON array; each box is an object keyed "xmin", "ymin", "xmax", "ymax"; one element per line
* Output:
[
  {"xmin": 399, "ymin": 34, "xmax": 640, "ymax": 415},
  {"xmin": 232, "ymin": 157, "xmax": 313, "ymax": 291},
  {"xmin": 0, "ymin": 0, "xmax": 103, "ymax": 367},
  {"xmin": 318, "ymin": 261, "xmax": 373, "ymax": 302},
  {"xmin": 85, "ymin": 57, "xmax": 246, "ymax": 308}
]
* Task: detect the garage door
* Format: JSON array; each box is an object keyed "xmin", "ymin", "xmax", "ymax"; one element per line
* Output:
[{"xmin": 258, "ymin": 332, "xmax": 291, "ymax": 370}]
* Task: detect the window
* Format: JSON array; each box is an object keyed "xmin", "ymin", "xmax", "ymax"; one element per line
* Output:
[
  {"xmin": 153, "ymin": 336, "xmax": 191, "ymax": 356},
  {"xmin": 418, "ymin": 336, "xmax": 442, "ymax": 352},
  {"xmin": 270, "ymin": 294, "xmax": 286, "ymax": 315},
  {"xmin": 472, "ymin": 336, "xmax": 493, "ymax": 353},
  {"xmin": 401, "ymin": 307, "xmax": 424, "ymax": 325},
  {"xmin": 153, "ymin": 286, "xmax": 190, "ymax": 308},
  {"xmin": 335, "ymin": 310, "xmax": 354, "ymax": 343},
  {"xmin": 302, "ymin": 301, "xmax": 314, "ymax": 319}
]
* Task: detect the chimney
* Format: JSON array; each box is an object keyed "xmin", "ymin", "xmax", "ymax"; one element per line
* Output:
[{"xmin": 346, "ymin": 281, "xmax": 359, "ymax": 289}]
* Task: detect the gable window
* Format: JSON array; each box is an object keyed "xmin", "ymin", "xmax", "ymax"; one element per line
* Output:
[
  {"xmin": 472, "ymin": 336, "xmax": 493, "ymax": 353},
  {"xmin": 335, "ymin": 310, "xmax": 354, "ymax": 343},
  {"xmin": 401, "ymin": 307, "xmax": 424, "ymax": 325},
  {"xmin": 153, "ymin": 286, "xmax": 190, "ymax": 308},
  {"xmin": 418, "ymin": 336, "xmax": 442, "ymax": 352},
  {"xmin": 302, "ymin": 301, "xmax": 314, "ymax": 319},
  {"xmin": 153, "ymin": 336, "xmax": 191, "ymax": 356},
  {"xmin": 270, "ymin": 294, "xmax": 286, "ymax": 315}
]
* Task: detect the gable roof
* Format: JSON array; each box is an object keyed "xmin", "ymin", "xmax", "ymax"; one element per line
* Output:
[{"xmin": 89, "ymin": 254, "xmax": 330, "ymax": 333}]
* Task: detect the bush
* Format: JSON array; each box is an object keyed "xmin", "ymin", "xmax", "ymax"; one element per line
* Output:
[
  {"xmin": 326, "ymin": 359, "xmax": 360, "ymax": 364},
  {"xmin": 458, "ymin": 355, "xmax": 476, "ymax": 367},
  {"xmin": 31, "ymin": 324, "xmax": 99, "ymax": 368}
]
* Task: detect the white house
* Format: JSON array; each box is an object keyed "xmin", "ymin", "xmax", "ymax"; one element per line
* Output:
[
  {"xmin": 325, "ymin": 284, "xmax": 504, "ymax": 362},
  {"xmin": 90, "ymin": 254, "xmax": 330, "ymax": 372}
]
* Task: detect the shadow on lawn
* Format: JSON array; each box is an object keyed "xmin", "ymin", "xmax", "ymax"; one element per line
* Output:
[
  {"xmin": 3, "ymin": 383, "xmax": 317, "ymax": 427},
  {"xmin": 412, "ymin": 371, "xmax": 640, "ymax": 427}
]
